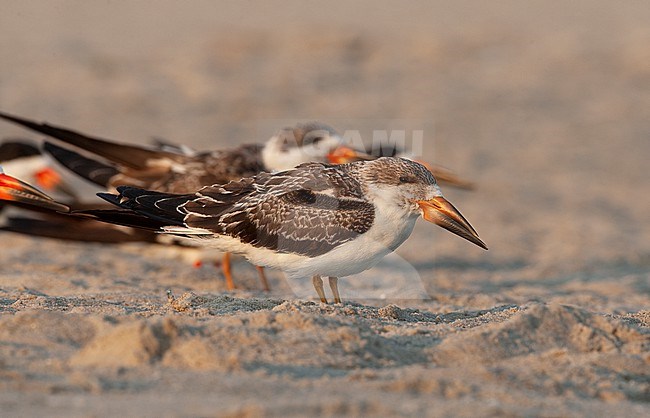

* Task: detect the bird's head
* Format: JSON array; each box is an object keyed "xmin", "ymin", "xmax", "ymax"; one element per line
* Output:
[
  {"xmin": 262, "ymin": 122, "xmax": 348, "ymax": 171},
  {"xmin": 360, "ymin": 157, "xmax": 487, "ymax": 250}
]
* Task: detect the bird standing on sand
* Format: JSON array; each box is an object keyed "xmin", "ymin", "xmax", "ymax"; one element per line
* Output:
[
  {"xmin": 0, "ymin": 158, "xmax": 486, "ymax": 302},
  {"xmin": 98, "ymin": 157, "xmax": 487, "ymax": 303}
]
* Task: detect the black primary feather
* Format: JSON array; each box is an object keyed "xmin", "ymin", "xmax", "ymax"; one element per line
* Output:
[
  {"xmin": 0, "ymin": 111, "xmax": 185, "ymax": 169},
  {"xmin": 44, "ymin": 142, "xmax": 119, "ymax": 187},
  {"xmin": 0, "ymin": 140, "xmax": 40, "ymax": 161}
]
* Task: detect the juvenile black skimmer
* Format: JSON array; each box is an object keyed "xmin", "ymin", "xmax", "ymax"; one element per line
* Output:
[
  {"xmin": 0, "ymin": 158, "xmax": 486, "ymax": 302},
  {"xmin": 101, "ymin": 158, "xmax": 485, "ymax": 302}
]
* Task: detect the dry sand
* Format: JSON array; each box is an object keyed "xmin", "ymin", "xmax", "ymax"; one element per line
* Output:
[{"xmin": 0, "ymin": 1, "xmax": 649, "ymax": 416}]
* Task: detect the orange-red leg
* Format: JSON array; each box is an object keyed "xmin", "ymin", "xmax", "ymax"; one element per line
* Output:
[{"xmin": 222, "ymin": 252, "xmax": 235, "ymax": 290}]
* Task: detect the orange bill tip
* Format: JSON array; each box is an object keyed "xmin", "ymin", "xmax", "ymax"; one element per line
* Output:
[{"xmin": 417, "ymin": 196, "xmax": 487, "ymax": 250}]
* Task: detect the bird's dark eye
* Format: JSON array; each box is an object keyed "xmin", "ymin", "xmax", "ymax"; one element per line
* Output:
[
  {"xmin": 305, "ymin": 129, "xmax": 330, "ymax": 146},
  {"xmin": 399, "ymin": 176, "xmax": 415, "ymax": 184}
]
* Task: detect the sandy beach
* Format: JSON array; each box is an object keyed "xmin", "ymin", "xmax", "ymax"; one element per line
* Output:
[{"xmin": 0, "ymin": 1, "xmax": 649, "ymax": 416}]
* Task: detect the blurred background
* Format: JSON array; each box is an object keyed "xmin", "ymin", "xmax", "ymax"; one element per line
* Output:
[{"xmin": 1, "ymin": 1, "xmax": 648, "ymax": 310}]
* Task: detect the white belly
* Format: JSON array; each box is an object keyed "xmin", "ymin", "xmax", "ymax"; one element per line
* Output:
[
  {"xmin": 178, "ymin": 208, "xmax": 419, "ymax": 280},
  {"xmin": 262, "ymin": 211, "xmax": 417, "ymax": 279}
]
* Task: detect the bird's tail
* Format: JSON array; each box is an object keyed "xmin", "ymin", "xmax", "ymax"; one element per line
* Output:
[{"xmin": 0, "ymin": 167, "xmax": 70, "ymax": 213}]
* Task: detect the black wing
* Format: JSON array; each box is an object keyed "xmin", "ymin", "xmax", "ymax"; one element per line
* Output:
[
  {"xmin": 0, "ymin": 139, "xmax": 41, "ymax": 161},
  {"xmin": 44, "ymin": 142, "xmax": 120, "ymax": 188},
  {"xmin": 0, "ymin": 111, "xmax": 186, "ymax": 169}
]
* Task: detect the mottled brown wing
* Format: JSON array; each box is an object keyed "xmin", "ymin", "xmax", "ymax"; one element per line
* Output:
[
  {"xmin": 154, "ymin": 144, "xmax": 265, "ymax": 193},
  {"xmin": 183, "ymin": 163, "xmax": 375, "ymax": 256}
]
